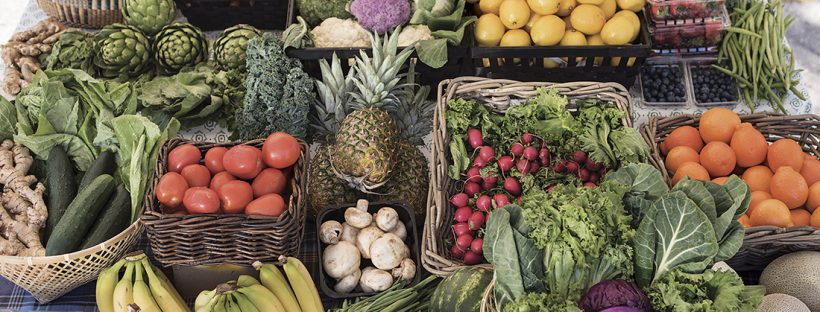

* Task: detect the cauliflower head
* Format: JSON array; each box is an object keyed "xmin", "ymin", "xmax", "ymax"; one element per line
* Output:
[
  {"xmin": 398, "ymin": 25, "xmax": 434, "ymax": 46},
  {"xmin": 311, "ymin": 18, "xmax": 372, "ymax": 48},
  {"xmin": 349, "ymin": 0, "xmax": 412, "ymax": 34}
]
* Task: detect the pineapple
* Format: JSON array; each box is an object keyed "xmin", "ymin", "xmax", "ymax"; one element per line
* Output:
[
  {"xmin": 308, "ymin": 144, "xmax": 358, "ymax": 215},
  {"xmin": 309, "ymin": 54, "xmax": 354, "ymax": 143}
]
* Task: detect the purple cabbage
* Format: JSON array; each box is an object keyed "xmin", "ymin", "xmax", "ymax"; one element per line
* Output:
[
  {"xmin": 349, "ymin": 0, "xmax": 411, "ymax": 34},
  {"xmin": 579, "ymin": 280, "xmax": 652, "ymax": 312}
]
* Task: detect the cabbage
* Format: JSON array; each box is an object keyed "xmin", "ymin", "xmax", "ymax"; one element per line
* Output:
[
  {"xmin": 410, "ymin": 0, "xmax": 456, "ymax": 24},
  {"xmin": 579, "ymin": 280, "xmax": 651, "ymax": 312}
]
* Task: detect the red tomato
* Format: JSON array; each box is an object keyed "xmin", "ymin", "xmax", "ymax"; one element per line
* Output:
[
  {"xmin": 168, "ymin": 144, "xmax": 201, "ymax": 173},
  {"xmin": 262, "ymin": 132, "xmax": 301, "ymax": 169},
  {"xmin": 183, "ymin": 187, "xmax": 220, "ymax": 214},
  {"xmin": 210, "ymin": 171, "xmax": 236, "ymax": 192},
  {"xmin": 204, "ymin": 147, "xmax": 228, "ymax": 174},
  {"xmin": 156, "ymin": 172, "xmax": 189, "ymax": 208},
  {"xmin": 245, "ymin": 193, "xmax": 287, "ymax": 217},
  {"xmin": 223, "ymin": 145, "xmax": 264, "ymax": 179},
  {"xmin": 251, "ymin": 168, "xmax": 288, "ymax": 197},
  {"xmin": 218, "ymin": 180, "xmax": 254, "ymax": 214},
  {"xmin": 180, "ymin": 164, "xmax": 211, "ymax": 188}
]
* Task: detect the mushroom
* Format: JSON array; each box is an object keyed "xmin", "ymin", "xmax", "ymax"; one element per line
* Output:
[
  {"xmin": 356, "ymin": 225, "xmax": 384, "ymax": 259},
  {"xmin": 389, "ymin": 221, "xmax": 407, "ymax": 241},
  {"xmin": 341, "ymin": 222, "xmax": 360, "ymax": 243},
  {"xmin": 322, "ymin": 241, "xmax": 361, "ymax": 279},
  {"xmin": 345, "ymin": 207, "xmax": 372, "ymax": 228},
  {"xmin": 355, "ymin": 199, "xmax": 369, "ymax": 211},
  {"xmin": 369, "ymin": 233, "xmax": 407, "ymax": 270},
  {"xmin": 334, "ymin": 268, "xmax": 361, "ymax": 294},
  {"xmin": 375, "ymin": 207, "xmax": 399, "ymax": 232},
  {"xmin": 359, "ymin": 267, "xmax": 393, "ymax": 293},
  {"xmin": 392, "ymin": 258, "xmax": 416, "ymax": 281},
  {"xmin": 320, "ymin": 220, "xmax": 343, "ymax": 245}
]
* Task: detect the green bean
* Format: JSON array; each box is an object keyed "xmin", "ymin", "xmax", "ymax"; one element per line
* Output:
[
  {"xmin": 712, "ymin": 65, "xmax": 752, "ymax": 85},
  {"xmin": 727, "ymin": 27, "xmax": 763, "ymax": 39}
]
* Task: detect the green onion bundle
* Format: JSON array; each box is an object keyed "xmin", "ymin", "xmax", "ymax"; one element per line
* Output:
[{"xmin": 333, "ymin": 275, "xmax": 440, "ymax": 312}]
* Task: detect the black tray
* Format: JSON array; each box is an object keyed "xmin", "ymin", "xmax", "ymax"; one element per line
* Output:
[
  {"xmin": 176, "ymin": 0, "xmax": 291, "ymax": 31},
  {"xmin": 315, "ymin": 200, "xmax": 421, "ymax": 299}
]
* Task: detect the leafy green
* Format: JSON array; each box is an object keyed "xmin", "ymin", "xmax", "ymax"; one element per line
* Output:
[
  {"xmin": 505, "ymin": 292, "xmax": 583, "ymax": 312},
  {"xmin": 415, "ymin": 39, "xmax": 448, "ymax": 69},
  {"xmin": 410, "ymin": 0, "xmax": 476, "ymax": 68},
  {"xmin": 282, "ymin": 16, "xmax": 312, "ymax": 49},
  {"xmin": 646, "ymin": 268, "xmax": 764, "ymax": 312},
  {"xmin": 44, "ymin": 30, "xmax": 95, "ymax": 74},
  {"xmin": 575, "ymin": 104, "xmax": 649, "ymax": 168},
  {"xmin": 604, "ymin": 163, "xmax": 669, "ymax": 225},
  {"xmin": 138, "ymin": 68, "xmax": 233, "ymax": 128},
  {"xmin": 0, "ymin": 98, "xmax": 17, "ymax": 140}
]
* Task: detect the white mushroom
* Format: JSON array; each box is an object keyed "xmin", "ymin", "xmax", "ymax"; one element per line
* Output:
[
  {"xmin": 375, "ymin": 207, "xmax": 399, "ymax": 232},
  {"xmin": 320, "ymin": 220, "xmax": 343, "ymax": 245},
  {"xmin": 356, "ymin": 225, "xmax": 384, "ymax": 259},
  {"xmin": 389, "ymin": 221, "xmax": 407, "ymax": 241},
  {"xmin": 355, "ymin": 199, "xmax": 369, "ymax": 211},
  {"xmin": 334, "ymin": 268, "xmax": 361, "ymax": 294},
  {"xmin": 341, "ymin": 222, "xmax": 360, "ymax": 243},
  {"xmin": 345, "ymin": 207, "xmax": 373, "ymax": 228},
  {"xmin": 322, "ymin": 241, "xmax": 361, "ymax": 279},
  {"xmin": 370, "ymin": 233, "xmax": 407, "ymax": 270},
  {"xmin": 392, "ymin": 258, "xmax": 416, "ymax": 281},
  {"xmin": 359, "ymin": 267, "xmax": 393, "ymax": 292}
]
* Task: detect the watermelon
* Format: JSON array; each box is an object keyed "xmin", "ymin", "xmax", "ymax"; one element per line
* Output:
[{"xmin": 431, "ymin": 267, "xmax": 493, "ymax": 312}]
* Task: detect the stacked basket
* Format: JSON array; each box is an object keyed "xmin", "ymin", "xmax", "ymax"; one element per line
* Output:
[{"xmin": 37, "ymin": 0, "xmax": 124, "ymax": 28}]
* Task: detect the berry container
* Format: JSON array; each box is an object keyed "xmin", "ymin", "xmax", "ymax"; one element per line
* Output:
[
  {"xmin": 648, "ymin": 0, "xmax": 726, "ymax": 22},
  {"xmin": 648, "ymin": 5, "xmax": 730, "ymax": 50},
  {"xmin": 687, "ymin": 57, "xmax": 740, "ymax": 106},
  {"xmin": 637, "ymin": 57, "xmax": 691, "ymax": 106}
]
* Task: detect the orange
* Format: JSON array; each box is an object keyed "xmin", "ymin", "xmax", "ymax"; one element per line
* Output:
[
  {"xmin": 660, "ymin": 126, "xmax": 704, "ymax": 155},
  {"xmin": 741, "ymin": 166, "xmax": 773, "ymax": 192},
  {"xmin": 749, "ymin": 199, "xmax": 794, "ymax": 227},
  {"xmin": 739, "ymin": 214, "xmax": 751, "ymax": 228},
  {"xmin": 791, "ymin": 209, "xmax": 812, "ymax": 226},
  {"xmin": 767, "ymin": 138, "xmax": 804, "ymax": 172},
  {"xmin": 672, "ymin": 162, "xmax": 710, "ymax": 186},
  {"xmin": 770, "ymin": 166, "xmax": 809, "ymax": 209},
  {"xmin": 747, "ymin": 191, "xmax": 772, "ymax": 216},
  {"xmin": 730, "ymin": 123, "xmax": 768, "ymax": 167},
  {"xmin": 807, "ymin": 181, "xmax": 820, "ymax": 212},
  {"xmin": 812, "ymin": 209, "xmax": 820, "ymax": 227},
  {"xmin": 665, "ymin": 146, "xmax": 700, "ymax": 173},
  {"xmin": 800, "ymin": 157, "xmax": 820, "ymax": 186},
  {"xmin": 712, "ymin": 177, "xmax": 729, "ymax": 185},
  {"xmin": 699, "ymin": 108, "xmax": 741, "ymax": 143},
  {"xmin": 700, "ymin": 142, "xmax": 736, "ymax": 178}
]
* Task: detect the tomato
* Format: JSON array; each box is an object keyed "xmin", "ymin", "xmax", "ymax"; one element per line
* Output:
[
  {"xmin": 210, "ymin": 171, "xmax": 236, "ymax": 192},
  {"xmin": 251, "ymin": 168, "xmax": 288, "ymax": 197},
  {"xmin": 204, "ymin": 147, "xmax": 228, "ymax": 174},
  {"xmin": 156, "ymin": 172, "xmax": 189, "ymax": 208},
  {"xmin": 180, "ymin": 164, "xmax": 211, "ymax": 188},
  {"xmin": 262, "ymin": 132, "xmax": 301, "ymax": 169},
  {"xmin": 245, "ymin": 193, "xmax": 287, "ymax": 217},
  {"xmin": 218, "ymin": 180, "xmax": 254, "ymax": 214},
  {"xmin": 168, "ymin": 144, "xmax": 201, "ymax": 173},
  {"xmin": 223, "ymin": 145, "xmax": 264, "ymax": 179},
  {"xmin": 183, "ymin": 187, "xmax": 220, "ymax": 214}
]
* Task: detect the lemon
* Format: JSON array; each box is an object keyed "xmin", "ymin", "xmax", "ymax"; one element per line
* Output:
[
  {"xmin": 475, "ymin": 14, "xmax": 507, "ymax": 46},
  {"xmin": 616, "ymin": 0, "xmax": 645, "ymax": 12},
  {"xmin": 530, "ymin": 14, "xmax": 566, "ymax": 46},
  {"xmin": 557, "ymin": 0, "xmax": 577, "ymax": 16},
  {"xmin": 501, "ymin": 29, "xmax": 533, "ymax": 46},
  {"xmin": 500, "ymin": 0, "xmax": 531, "ymax": 29},
  {"xmin": 599, "ymin": 0, "xmax": 617, "ymax": 19},
  {"xmin": 600, "ymin": 16, "xmax": 632, "ymax": 44},
  {"xmin": 528, "ymin": 0, "xmax": 560, "ymax": 15},
  {"xmin": 577, "ymin": 0, "xmax": 604, "ymax": 5},
  {"xmin": 563, "ymin": 16, "xmax": 575, "ymax": 30},
  {"xmin": 611, "ymin": 56, "xmax": 636, "ymax": 66},
  {"xmin": 570, "ymin": 4, "xmax": 606, "ymax": 35},
  {"xmin": 479, "ymin": 0, "xmax": 504, "ymax": 14},
  {"xmin": 543, "ymin": 58, "xmax": 560, "ymax": 68},
  {"xmin": 525, "ymin": 14, "xmax": 543, "ymax": 32},
  {"xmin": 613, "ymin": 10, "xmax": 640, "ymax": 41},
  {"xmin": 560, "ymin": 30, "xmax": 587, "ymax": 63},
  {"xmin": 586, "ymin": 34, "xmax": 605, "ymax": 65}
]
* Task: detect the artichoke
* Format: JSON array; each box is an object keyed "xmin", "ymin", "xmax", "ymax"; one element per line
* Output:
[
  {"xmin": 122, "ymin": 0, "xmax": 176, "ymax": 36},
  {"xmin": 214, "ymin": 24, "xmax": 262, "ymax": 72},
  {"xmin": 93, "ymin": 23, "xmax": 153, "ymax": 79},
  {"xmin": 152, "ymin": 23, "xmax": 208, "ymax": 74}
]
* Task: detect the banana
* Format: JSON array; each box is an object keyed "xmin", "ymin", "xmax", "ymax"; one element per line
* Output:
[
  {"xmin": 198, "ymin": 291, "xmax": 223, "ymax": 312},
  {"xmin": 253, "ymin": 261, "xmax": 300, "ymax": 312},
  {"xmin": 212, "ymin": 295, "xmax": 228, "ymax": 312},
  {"xmin": 236, "ymin": 284, "xmax": 286, "ymax": 312},
  {"xmin": 97, "ymin": 258, "xmax": 127, "ymax": 312},
  {"xmin": 281, "ymin": 256, "xmax": 323, "ymax": 312},
  {"xmin": 231, "ymin": 292, "xmax": 260, "ymax": 312},
  {"xmin": 236, "ymin": 275, "xmax": 260, "ymax": 288},
  {"xmin": 132, "ymin": 263, "xmax": 162, "ymax": 312},
  {"xmin": 225, "ymin": 294, "xmax": 243, "ymax": 312},
  {"xmin": 112, "ymin": 262, "xmax": 136, "ymax": 312},
  {"xmin": 140, "ymin": 258, "xmax": 190, "ymax": 312},
  {"xmin": 195, "ymin": 289, "xmax": 217, "ymax": 311}
]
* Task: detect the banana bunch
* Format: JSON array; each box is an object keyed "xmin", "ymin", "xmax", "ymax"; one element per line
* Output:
[
  {"xmin": 96, "ymin": 252, "xmax": 190, "ymax": 312},
  {"xmin": 194, "ymin": 256, "xmax": 324, "ymax": 312}
]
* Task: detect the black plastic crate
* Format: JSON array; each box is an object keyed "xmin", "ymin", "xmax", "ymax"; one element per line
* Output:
[{"xmin": 176, "ymin": 0, "xmax": 291, "ymax": 31}]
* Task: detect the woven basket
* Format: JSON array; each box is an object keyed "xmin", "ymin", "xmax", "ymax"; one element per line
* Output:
[
  {"xmin": 37, "ymin": 0, "xmax": 123, "ymax": 28},
  {"xmin": 422, "ymin": 76, "xmax": 634, "ymax": 276},
  {"xmin": 142, "ymin": 138, "xmax": 308, "ymax": 267},
  {"xmin": 0, "ymin": 222, "xmax": 142, "ymax": 303},
  {"xmin": 640, "ymin": 113, "xmax": 820, "ymax": 271}
]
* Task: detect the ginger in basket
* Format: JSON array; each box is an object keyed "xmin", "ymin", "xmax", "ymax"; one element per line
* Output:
[
  {"xmin": 2, "ymin": 18, "xmax": 65, "ymax": 96},
  {"xmin": 0, "ymin": 140, "xmax": 46, "ymax": 256}
]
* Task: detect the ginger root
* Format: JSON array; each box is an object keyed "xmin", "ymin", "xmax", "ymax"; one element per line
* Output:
[
  {"xmin": 0, "ymin": 140, "xmax": 46, "ymax": 256},
  {"xmin": 2, "ymin": 18, "xmax": 65, "ymax": 96}
]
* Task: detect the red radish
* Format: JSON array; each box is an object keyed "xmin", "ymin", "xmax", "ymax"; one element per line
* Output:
[
  {"xmin": 464, "ymin": 182, "xmax": 481, "ymax": 196},
  {"xmin": 504, "ymin": 177, "xmax": 521, "ymax": 195},
  {"xmin": 521, "ymin": 132, "xmax": 534, "ymax": 144},
  {"xmin": 584, "ymin": 158, "xmax": 599, "ymax": 170},
  {"xmin": 476, "ymin": 195, "xmax": 492, "ymax": 211},
  {"xmin": 467, "ymin": 128, "xmax": 483, "ymax": 149},
  {"xmin": 529, "ymin": 162, "xmax": 540, "ymax": 173},
  {"xmin": 566, "ymin": 161, "xmax": 579, "ymax": 173},
  {"xmin": 466, "ymin": 167, "xmax": 482, "ymax": 183},
  {"xmin": 523, "ymin": 146, "xmax": 538, "ymax": 160},
  {"xmin": 539, "ymin": 148, "xmax": 550, "ymax": 164},
  {"xmin": 451, "ymin": 244, "xmax": 466, "ymax": 259},
  {"xmin": 453, "ymin": 222, "xmax": 472, "ymax": 237},
  {"xmin": 553, "ymin": 161, "xmax": 566, "ymax": 173},
  {"xmin": 573, "ymin": 150, "xmax": 587, "ymax": 164},
  {"xmin": 511, "ymin": 143, "xmax": 524, "ymax": 157},
  {"xmin": 469, "ymin": 211, "xmax": 485, "ymax": 230},
  {"xmin": 589, "ymin": 173, "xmax": 600, "ymax": 183},
  {"xmin": 456, "ymin": 233, "xmax": 473, "ymax": 250},
  {"xmin": 584, "ymin": 182, "xmax": 597, "ymax": 188},
  {"xmin": 473, "ymin": 156, "xmax": 488, "ymax": 168},
  {"xmin": 498, "ymin": 156, "xmax": 514, "ymax": 173},
  {"xmin": 479, "ymin": 146, "xmax": 495, "ymax": 161},
  {"xmin": 517, "ymin": 196, "xmax": 523, "ymax": 204},
  {"xmin": 516, "ymin": 158, "xmax": 530, "ymax": 174},
  {"xmin": 463, "ymin": 251, "xmax": 482, "ymax": 264},
  {"xmin": 454, "ymin": 207, "xmax": 473, "ymax": 222},
  {"xmin": 493, "ymin": 193, "xmax": 510, "ymax": 208},
  {"xmin": 451, "ymin": 193, "xmax": 469, "ymax": 207},
  {"xmin": 471, "ymin": 238, "xmax": 484, "ymax": 253},
  {"xmin": 546, "ymin": 184, "xmax": 556, "ymax": 192},
  {"xmin": 578, "ymin": 168, "xmax": 590, "ymax": 181},
  {"xmin": 482, "ymin": 176, "xmax": 498, "ymax": 190}
]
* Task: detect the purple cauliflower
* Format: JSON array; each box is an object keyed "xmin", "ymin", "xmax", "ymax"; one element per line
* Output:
[
  {"xmin": 579, "ymin": 280, "xmax": 652, "ymax": 312},
  {"xmin": 349, "ymin": 0, "xmax": 411, "ymax": 34}
]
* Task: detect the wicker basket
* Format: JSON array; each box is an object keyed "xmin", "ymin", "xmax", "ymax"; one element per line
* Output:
[
  {"xmin": 37, "ymin": 0, "xmax": 123, "ymax": 28},
  {"xmin": 0, "ymin": 222, "xmax": 142, "ymax": 303},
  {"xmin": 640, "ymin": 113, "xmax": 820, "ymax": 271},
  {"xmin": 422, "ymin": 76, "xmax": 634, "ymax": 276},
  {"xmin": 141, "ymin": 138, "xmax": 308, "ymax": 267}
]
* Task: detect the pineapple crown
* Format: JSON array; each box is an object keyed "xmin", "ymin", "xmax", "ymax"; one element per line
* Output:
[
  {"xmin": 392, "ymin": 62, "xmax": 434, "ymax": 146},
  {"xmin": 310, "ymin": 53, "xmax": 354, "ymax": 143},
  {"xmin": 349, "ymin": 27, "xmax": 415, "ymax": 112}
]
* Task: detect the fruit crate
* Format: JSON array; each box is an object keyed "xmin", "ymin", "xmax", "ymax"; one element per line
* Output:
[
  {"xmin": 175, "ymin": 0, "xmax": 291, "ymax": 31},
  {"xmin": 648, "ymin": 5, "xmax": 730, "ymax": 50},
  {"xmin": 636, "ymin": 57, "xmax": 691, "ymax": 106},
  {"xmin": 648, "ymin": 0, "xmax": 726, "ymax": 22},
  {"xmin": 687, "ymin": 57, "xmax": 740, "ymax": 106}
]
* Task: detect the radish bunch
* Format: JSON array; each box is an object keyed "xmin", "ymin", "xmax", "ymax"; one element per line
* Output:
[{"xmin": 551, "ymin": 150, "xmax": 606, "ymax": 188}]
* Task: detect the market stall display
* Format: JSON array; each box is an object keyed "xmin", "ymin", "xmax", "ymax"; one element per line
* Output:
[{"xmin": 36, "ymin": 0, "xmax": 124, "ymax": 28}]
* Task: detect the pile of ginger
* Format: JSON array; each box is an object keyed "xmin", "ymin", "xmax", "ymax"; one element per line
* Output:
[
  {"xmin": 0, "ymin": 140, "xmax": 46, "ymax": 256},
  {"xmin": 2, "ymin": 18, "xmax": 65, "ymax": 96}
]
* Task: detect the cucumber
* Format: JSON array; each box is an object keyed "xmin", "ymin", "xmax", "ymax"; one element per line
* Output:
[
  {"xmin": 77, "ymin": 150, "xmax": 116, "ymax": 190},
  {"xmin": 44, "ymin": 146, "xmax": 77, "ymax": 240},
  {"xmin": 79, "ymin": 184, "xmax": 131, "ymax": 249},
  {"xmin": 46, "ymin": 174, "xmax": 116, "ymax": 256}
]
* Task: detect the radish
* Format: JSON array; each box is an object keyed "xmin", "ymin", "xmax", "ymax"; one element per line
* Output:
[
  {"xmin": 504, "ymin": 177, "xmax": 521, "ymax": 195},
  {"xmin": 529, "ymin": 162, "xmax": 540, "ymax": 173},
  {"xmin": 583, "ymin": 182, "xmax": 597, "ymax": 188},
  {"xmin": 450, "ymin": 193, "xmax": 469, "ymax": 207},
  {"xmin": 483, "ymin": 175, "xmax": 498, "ymax": 188},
  {"xmin": 578, "ymin": 168, "xmax": 590, "ymax": 181},
  {"xmin": 454, "ymin": 206, "xmax": 473, "ymax": 222},
  {"xmin": 466, "ymin": 167, "xmax": 482, "ymax": 183},
  {"xmin": 473, "ymin": 156, "xmax": 488, "ymax": 168},
  {"xmin": 521, "ymin": 132, "xmax": 534, "ymax": 144},
  {"xmin": 553, "ymin": 161, "xmax": 566, "ymax": 173},
  {"xmin": 516, "ymin": 196, "xmax": 523, "ymax": 204},
  {"xmin": 493, "ymin": 193, "xmax": 510, "ymax": 208},
  {"xmin": 516, "ymin": 158, "xmax": 530, "ymax": 175},
  {"xmin": 546, "ymin": 184, "xmax": 556, "ymax": 192},
  {"xmin": 463, "ymin": 250, "xmax": 482, "ymax": 265},
  {"xmin": 467, "ymin": 128, "xmax": 483, "ymax": 149},
  {"xmin": 585, "ymin": 158, "xmax": 600, "ymax": 171},
  {"xmin": 450, "ymin": 244, "xmax": 466, "ymax": 259},
  {"xmin": 471, "ymin": 238, "xmax": 484, "ymax": 254},
  {"xmin": 464, "ymin": 182, "xmax": 481, "ymax": 196},
  {"xmin": 523, "ymin": 146, "xmax": 537, "ymax": 160},
  {"xmin": 511, "ymin": 143, "xmax": 524, "ymax": 157},
  {"xmin": 469, "ymin": 211, "xmax": 485, "ymax": 230},
  {"xmin": 479, "ymin": 146, "xmax": 495, "ymax": 161},
  {"xmin": 476, "ymin": 195, "xmax": 492, "ymax": 211},
  {"xmin": 566, "ymin": 161, "xmax": 579, "ymax": 173},
  {"xmin": 456, "ymin": 233, "xmax": 473, "ymax": 250},
  {"xmin": 539, "ymin": 148, "xmax": 550, "ymax": 165},
  {"xmin": 573, "ymin": 150, "xmax": 587, "ymax": 164},
  {"xmin": 589, "ymin": 173, "xmax": 600, "ymax": 183},
  {"xmin": 452, "ymin": 222, "xmax": 471, "ymax": 237},
  {"xmin": 498, "ymin": 156, "xmax": 514, "ymax": 173}
]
